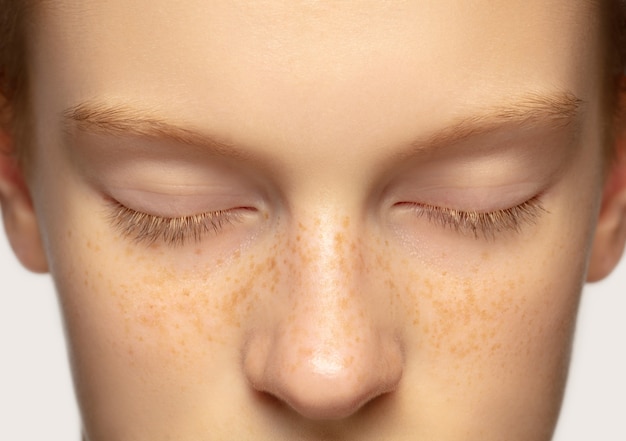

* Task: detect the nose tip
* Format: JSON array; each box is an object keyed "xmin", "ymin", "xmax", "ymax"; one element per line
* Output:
[{"xmin": 244, "ymin": 332, "xmax": 403, "ymax": 420}]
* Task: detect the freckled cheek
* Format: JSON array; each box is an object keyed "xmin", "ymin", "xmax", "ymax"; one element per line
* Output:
[
  {"xmin": 381, "ymin": 263, "xmax": 579, "ymax": 436},
  {"xmin": 51, "ymin": 229, "xmax": 284, "ymax": 381},
  {"xmin": 383, "ymin": 203, "xmax": 592, "ymax": 436},
  {"xmin": 397, "ymin": 252, "xmax": 581, "ymax": 381}
]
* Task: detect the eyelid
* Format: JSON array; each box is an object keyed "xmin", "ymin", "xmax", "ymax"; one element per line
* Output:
[
  {"xmin": 106, "ymin": 199, "xmax": 251, "ymax": 246},
  {"xmin": 106, "ymin": 186, "xmax": 260, "ymax": 218},
  {"xmin": 396, "ymin": 194, "xmax": 546, "ymax": 239}
]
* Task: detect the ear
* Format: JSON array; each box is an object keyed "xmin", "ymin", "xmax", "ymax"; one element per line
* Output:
[
  {"xmin": 587, "ymin": 83, "xmax": 626, "ymax": 282},
  {"xmin": 0, "ymin": 120, "xmax": 48, "ymax": 273}
]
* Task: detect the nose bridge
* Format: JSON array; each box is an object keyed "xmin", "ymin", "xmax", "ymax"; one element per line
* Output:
[
  {"xmin": 293, "ymin": 213, "xmax": 362, "ymax": 313},
  {"xmin": 287, "ymin": 213, "xmax": 366, "ymax": 367}
]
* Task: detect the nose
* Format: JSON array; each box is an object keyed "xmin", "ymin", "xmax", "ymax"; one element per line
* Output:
[{"xmin": 243, "ymin": 217, "xmax": 404, "ymax": 420}]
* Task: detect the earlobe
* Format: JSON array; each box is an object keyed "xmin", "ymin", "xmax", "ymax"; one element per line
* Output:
[
  {"xmin": 587, "ymin": 100, "xmax": 626, "ymax": 282},
  {"xmin": 0, "ymin": 129, "xmax": 48, "ymax": 273}
]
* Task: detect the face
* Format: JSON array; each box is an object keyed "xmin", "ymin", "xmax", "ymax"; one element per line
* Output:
[{"xmin": 21, "ymin": 1, "xmax": 607, "ymax": 440}]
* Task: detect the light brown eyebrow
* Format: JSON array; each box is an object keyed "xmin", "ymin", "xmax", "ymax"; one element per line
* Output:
[
  {"xmin": 415, "ymin": 91, "xmax": 584, "ymax": 154},
  {"xmin": 63, "ymin": 101, "xmax": 252, "ymax": 160}
]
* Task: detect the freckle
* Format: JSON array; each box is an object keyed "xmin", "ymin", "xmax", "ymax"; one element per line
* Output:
[
  {"xmin": 339, "ymin": 297, "xmax": 350, "ymax": 310},
  {"xmin": 343, "ymin": 355, "xmax": 354, "ymax": 368},
  {"xmin": 334, "ymin": 232, "xmax": 345, "ymax": 247},
  {"xmin": 298, "ymin": 346, "xmax": 313, "ymax": 359}
]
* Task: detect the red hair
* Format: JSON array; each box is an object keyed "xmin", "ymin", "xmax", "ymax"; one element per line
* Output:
[{"xmin": 0, "ymin": 0, "xmax": 30, "ymax": 159}]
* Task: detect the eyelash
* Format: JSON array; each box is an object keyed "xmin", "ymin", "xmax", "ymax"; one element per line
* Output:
[
  {"xmin": 107, "ymin": 200, "xmax": 245, "ymax": 246},
  {"xmin": 107, "ymin": 193, "xmax": 544, "ymax": 245},
  {"xmin": 399, "ymin": 195, "xmax": 546, "ymax": 239}
]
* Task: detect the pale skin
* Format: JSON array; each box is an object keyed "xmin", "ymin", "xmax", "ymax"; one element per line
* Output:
[{"xmin": 1, "ymin": 1, "xmax": 626, "ymax": 440}]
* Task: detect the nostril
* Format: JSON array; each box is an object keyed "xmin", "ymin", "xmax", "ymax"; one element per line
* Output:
[{"xmin": 243, "ymin": 333, "xmax": 404, "ymax": 421}]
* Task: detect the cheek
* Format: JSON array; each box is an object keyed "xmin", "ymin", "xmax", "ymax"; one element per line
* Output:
[
  {"xmin": 47, "ymin": 213, "xmax": 285, "ymax": 433},
  {"xmin": 390, "ymin": 208, "xmax": 590, "ymax": 437},
  {"xmin": 53, "ymin": 232, "xmax": 277, "ymax": 367},
  {"xmin": 406, "ymin": 265, "xmax": 580, "ymax": 383}
]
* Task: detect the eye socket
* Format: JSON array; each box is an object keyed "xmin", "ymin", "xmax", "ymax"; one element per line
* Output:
[
  {"xmin": 396, "ymin": 194, "xmax": 546, "ymax": 239},
  {"xmin": 106, "ymin": 199, "xmax": 254, "ymax": 246}
]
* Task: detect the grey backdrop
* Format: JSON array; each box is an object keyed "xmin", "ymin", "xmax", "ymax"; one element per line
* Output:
[{"xmin": 1, "ymin": 228, "xmax": 624, "ymax": 440}]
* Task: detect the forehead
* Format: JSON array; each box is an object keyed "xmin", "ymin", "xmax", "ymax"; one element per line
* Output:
[
  {"xmin": 34, "ymin": 0, "xmax": 598, "ymax": 81},
  {"xmin": 29, "ymin": 1, "xmax": 602, "ymax": 156}
]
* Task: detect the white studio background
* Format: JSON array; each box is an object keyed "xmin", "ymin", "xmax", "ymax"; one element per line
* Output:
[{"xmin": 1, "ymin": 228, "xmax": 625, "ymax": 440}]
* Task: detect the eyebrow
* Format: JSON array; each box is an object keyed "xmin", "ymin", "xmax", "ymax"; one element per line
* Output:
[
  {"xmin": 63, "ymin": 91, "xmax": 583, "ymax": 158},
  {"xmin": 418, "ymin": 91, "xmax": 583, "ymax": 151},
  {"xmin": 63, "ymin": 101, "xmax": 252, "ymax": 159}
]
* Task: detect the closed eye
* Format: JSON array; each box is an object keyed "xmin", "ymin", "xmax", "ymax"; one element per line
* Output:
[
  {"xmin": 106, "ymin": 199, "xmax": 253, "ymax": 246},
  {"xmin": 396, "ymin": 194, "xmax": 546, "ymax": 239}
]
